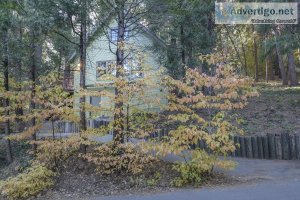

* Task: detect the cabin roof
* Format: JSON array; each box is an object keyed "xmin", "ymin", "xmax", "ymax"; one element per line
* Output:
[{"xmin": 67, "ymin": 14, "xmax": 165, "ymax": 64}]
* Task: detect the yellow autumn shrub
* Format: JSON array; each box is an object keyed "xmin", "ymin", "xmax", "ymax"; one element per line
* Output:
[
  {"xmin": 143, "ymin": 52, "xmax": 258, "ymax": 186},
  {"xmin": 33, "ymin": 136, "xmax": 84, "ymax": 169},
  {"xmin": 82, "ymin": 142, "xmax": 156, "ymax": 175},
  {"xmin": 0, "ymin": 164, "xmax": 56, "ymax": 200}
]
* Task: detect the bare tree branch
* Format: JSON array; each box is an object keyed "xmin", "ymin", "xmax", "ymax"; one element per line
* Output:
[
  {"xmin": 52, "ymin": 30, "xmax": 79, "ymax": 46},
  {"xmin": 67, "ymin": 13, "xmax": 80, "ymax": 36}
]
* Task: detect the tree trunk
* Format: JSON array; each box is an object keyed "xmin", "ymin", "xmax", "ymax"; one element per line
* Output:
[
  {"xmin": 2, "ymin": 26, "xmax": 13, "ymax": 163},
  {"xmin": 187, "ymin": 40, "xmax": 193, "ymax": 68},
  {"xmin": 15, "ymin": 24, "xmax": 24, "ymax": 132},
  {"xmin": 274, "ymin": 28, "xmax": 288, "ymax": 85},
  {"xmin": 29, "ymin": 31, "xmax": 37, "ymax": 151},
  {"xmin": 79, "ymin": 7, "xmax": 87, "ymax": 132},
  {"xmin": 64, "ymin": 60, "xmax": 71, "ymax": 91},
  {"xmin": 276, "ymin": 47, "xmax": 288, "ymax": 85},
  {"xmin": 266, "ymin": 55, "xmax": 275, "ymax": 81},
  {"xmin": 223, "ymin": 25, "xmax": 244, "ymax": 74},
  {"xmin": 58, "ymin": 48, "xmax": 64, "ymax": 79},
  {"xmin": 180, "ymin": 25, "xmax": 186, "ymax": 65},
  {"xmin": 241, "ymin": 43, "xmax": 248, "ymax": 76},
  {"xmin": 287, "ymin": 50, "xmax": 298, "ymax": 86},
  {"xmin": 126, "ymin": 104, "xmax": 130, "ymax": 142},
  {"xmin": 236, "ymin": 26, "xmax": 248, "ymax": 76},
  {"xmin": 252, "ymin": 25, "xmax": 259, "ymax": 82},
  {"xmin": 113, "ymin": 2, "xmax": 126, "ymax": 145}
]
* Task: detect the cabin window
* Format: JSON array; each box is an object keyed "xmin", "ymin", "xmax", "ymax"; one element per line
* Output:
[
  {"xmin": 96, "ymin": 59, "xmax": 143, "ymax": 80},
  {"xmin": 96, "ymin": 60, "xmax": 116, "ymax": 78},
  {"xmin": 124, "ymin": 59, "xmax": 144, "ymax": 80},
  {"xmin": 89, "ymin": 96, "xmax": 102, "ymax": 117},
  {"xmin": 110, "ymin": 28, "xmax": 129, "ymax": 43},
  {"xmin": 90, "ymin": 96, "xmax": 101, "ymax": 107},
  {"xmin": 110, "ymin": 28, "xmax": 118, "ymax": 42}
]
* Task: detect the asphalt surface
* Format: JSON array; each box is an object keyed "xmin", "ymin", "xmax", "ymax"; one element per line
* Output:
[
  {"xmin": 89, "ymin": 158, "xmax": 300, "ymax": 200},
  {"xmin": 92, "ymin": 179, "xmax": 300, "ymax": 200}
]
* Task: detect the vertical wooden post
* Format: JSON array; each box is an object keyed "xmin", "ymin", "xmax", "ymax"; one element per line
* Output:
[
  {"xmin": 295, "ymin": 134, "xmax": 300, "ymax": 159},
  {"xmin": 234, "ymin": 136, "xmax": 241, "ymax": 157},
  {"xmin": 275, "ymin": 135, "xmax": 282, "ymax": 159},
  {"xmin": 245, "ymin": 137, "xmax": 253, "ymax": 158},
  {"xmin": 290, "ymin": 134, "xmax": 296, "ymax": 160},
  {"xmin": 262, "ymin": 136, "xmax": 269, "ymax": 159},
  {"xmin": 252, "ymin": 137, "xmax": 259, "ymax": 159},
  {"xmin": 268, "ymin": 133, "xmax": 276, "ymax": 159},
  {"xmin": 281, "ymin": 133, "xmax": 290, "ymax": 160},
  {"xmin": 240, "ymin": 137, "xmax": 246, "ymax": 157},
  {"xmin": 257, "ymin": 136, "xmax": 264, "ymax": 159}
]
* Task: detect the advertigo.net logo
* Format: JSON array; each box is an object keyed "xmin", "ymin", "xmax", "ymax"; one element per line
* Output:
[{"xmin": 215, "ymin": 2, "xmax": 298, "ymax": 24}]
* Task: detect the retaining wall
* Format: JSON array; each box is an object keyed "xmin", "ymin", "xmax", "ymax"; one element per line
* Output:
[{"xmin": 149, "ymin": 130, "xmax": 300, "ymax": 160}]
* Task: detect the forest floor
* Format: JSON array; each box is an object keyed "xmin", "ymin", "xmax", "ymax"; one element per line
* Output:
[
  {"xmin": 31, "ymin": 158, "xmax": 237, "ymax": 200},
  {"xmin": 233, "ymin": 82, "xmax": 300, "ymax": 135}
]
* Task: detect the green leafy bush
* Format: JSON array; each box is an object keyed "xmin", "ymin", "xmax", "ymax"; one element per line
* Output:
[
  {"xmin": 146, "ymin": 172, "xmax": 161, "ymax": 186},
  {"xmin": 171, "ymin": 150, "xmax": 235, "ymax": 187},
  {"xmin": 171, "ymin": 150, "xmax": 215, "ymax": 187},
  {"xmin": 0, "ymin": 164, "xmax": 56, "ymax": 200}
]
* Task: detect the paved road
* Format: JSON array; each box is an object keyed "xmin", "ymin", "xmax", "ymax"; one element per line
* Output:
[
  {"xmin": 89, "ymin": 158, "xmax": 300, "ymax": 200},
  {"xmin": 91, "ymin": 179, "xmax": 300, "ymax": 200}
]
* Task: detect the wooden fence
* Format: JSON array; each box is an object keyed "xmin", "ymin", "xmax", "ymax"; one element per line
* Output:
[
  {"xmin": 148, "ymin": 130, "xmax": 300, "ymax": 160},
  {"xmin": 228, "ymin": 133, "xmax": 300, "ymax": 160},
  {"xmin": 54, "ymin": 121, "xmax": 300, "ymax": 161}
]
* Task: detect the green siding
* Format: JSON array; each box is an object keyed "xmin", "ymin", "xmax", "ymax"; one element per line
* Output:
[{"xmin": 74, "ymin": 21, "xmax": 167, "ymax": 118}]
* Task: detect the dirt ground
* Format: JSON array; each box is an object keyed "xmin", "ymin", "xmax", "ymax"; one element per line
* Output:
[
  {"xmin": 32, "ymin": 160, "xmax": 233, "ymax": 200},
  {"xmin": 233, "ymin": 82, "xmax": 300, "ymax": 135}
]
